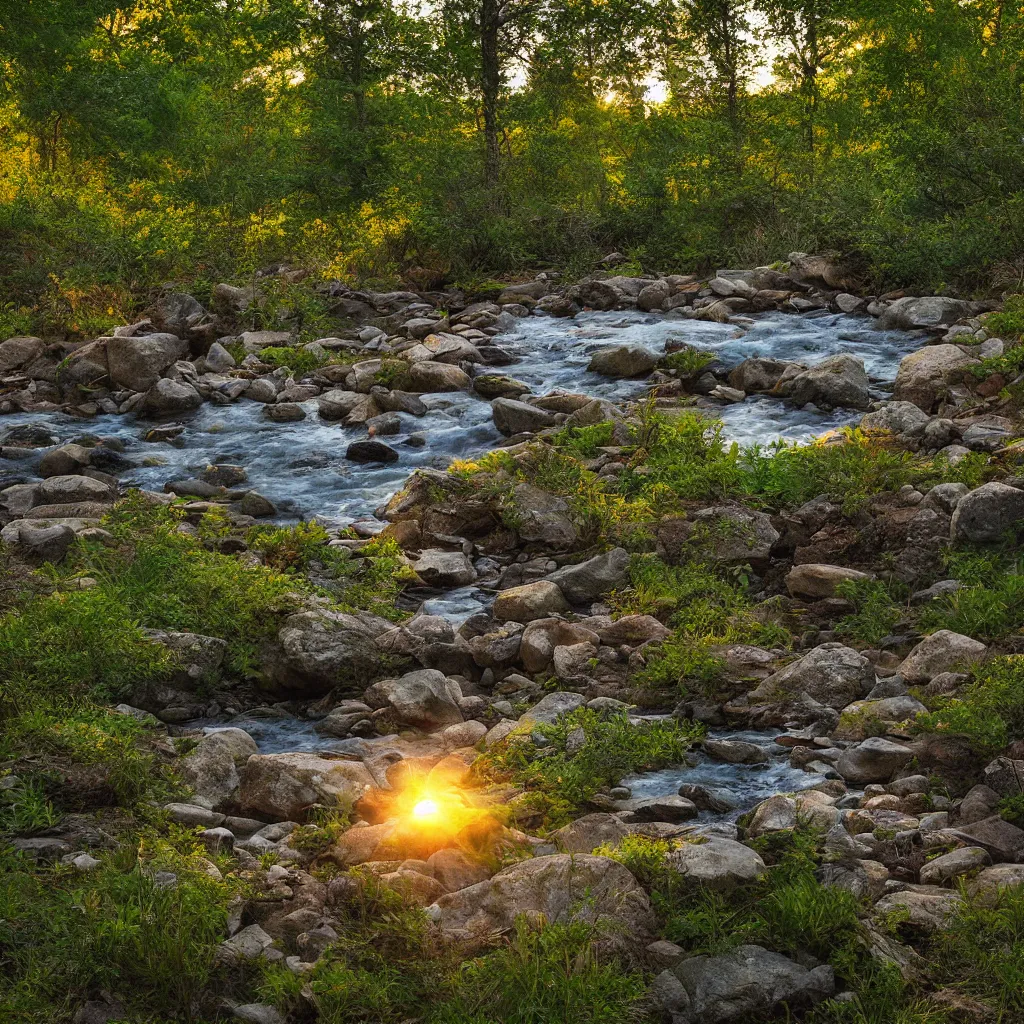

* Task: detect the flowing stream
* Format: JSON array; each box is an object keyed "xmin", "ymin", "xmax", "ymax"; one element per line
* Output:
[{"xmin": 11, "ymin": 308, "xmax": 919, "ymax": 813}]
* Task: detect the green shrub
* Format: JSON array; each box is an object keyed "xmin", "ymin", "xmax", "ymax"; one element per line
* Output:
[
  {"xmin": 0, "ymin": 848, "xmax": 235, "ymax": 1022},
  {"xmin": 431, "ymin": 920, "xmax": 647, "ymax": 1024},
  {"xmin": 835, "ymin": 578, "xmax": 906, "ymax": 645},
  {"xmin": 475, "ymin": 709, "xmax": 701, "ymax": 827},
  {"xmin": 551, "ymin": 421, "xmax": 616, "ymax": 458},
  {"xmin": 256, "ymin": 344, "xmax": 327, "ymax": 375},
  {"xmin": 917, "ymin": 656, "xmax": 1024, "ymax": 752},
  {"xmin": 662, "ymin": 347, "xmax": 715, "ymax": 376}
]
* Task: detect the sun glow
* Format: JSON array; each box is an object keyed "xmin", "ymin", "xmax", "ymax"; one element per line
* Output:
[{"xmin": 412, "ymin": 798, "xmax": 440, "ymax": 820}]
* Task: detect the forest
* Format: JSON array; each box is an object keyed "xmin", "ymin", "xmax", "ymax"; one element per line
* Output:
[
  {"xmin": 1, "ymin": 0, "xmax": 1023, "ymax": 340},
  {"xmin": 6, "ymin": 4, "xmax": 1024, "ymax": 1024}
]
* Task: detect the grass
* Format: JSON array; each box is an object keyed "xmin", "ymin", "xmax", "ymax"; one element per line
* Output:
[
  {"xmin": 662, "ymin": 347, "xmax": 715, "ymax": 376},
  {"xmin": 917, "ymin": 656, "xmax": 1024, "ymax": 752},
  {"xmin": 256, "ymin": 344, "xmax": 328, "ymax": 375},
  {"xmin": 0, "ymin": 841, "xmax": 238, "ymax": 1023},
  {"xmin": 835, "ymin": 578, "xmax": 907, "ymax": 645},
  {"xmin": 474, "ymin": 709, "xmax": 702, "ymax": 829},
  {"xmin": 918, "ymin": 546, "xmax": 1024, "ymax": 642},
  {"xmin": 0, "ymin": 497, "xmax": 416, "ymax": 716},
  {"xmin": 615, "ymin": 555, "xmax": 790, "ymax": 696},
  {"xmin": 260, "ymin": 871, "xmax": 646, "ymax": 1024}
]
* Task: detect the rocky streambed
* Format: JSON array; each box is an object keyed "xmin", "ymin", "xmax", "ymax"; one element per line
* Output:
[{"xmin": 5, "ymin": 258, "xmax": 1024, "ymax": 1022}]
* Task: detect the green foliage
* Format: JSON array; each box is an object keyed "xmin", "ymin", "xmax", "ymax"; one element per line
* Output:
[
  {"xmin": 835, "ymin": 578, "xmax": 906, "ymax": 646},
  {"xmin": 919, "ymin": 546, "xmax": 1024, "ymax": 642},
  {"xmin": 0, "ymin": 847, "xmax": 236, "ymax": 1022},
  {"xmin": 551, "ymin": 421, "xmax": 616, "ymax": 459},
  {"xmin": 475, "ymin": 709, "xmax": 701, "ymax": 827},
  {"xmin": 985, "ymin": 295, "xmax": 1024, "ymax": 342},
  {"xmin": 997, "ymin": 794, "xmax": 1024, "ymax": 829},
  {"xmin": 431, "ymin": 920, "xmax": 646, "ymax": 1024},
  {"xmin": 618, "ymin": 555, "xmax": 789, "ymax": 695},
  {"xmin": 0, "ymin": 499, "xmax": 415, "ymax": 716},
  {"xmin": 256, "ymin": 345, "xmax": 327, "ymax": 375},
  {"xmin": 918, "ymin": 656, "xmax": 1024, "ymax": 752},
  {"xmin": 662, "ymin": 347, "xmax": 715, "ymax": 376}
]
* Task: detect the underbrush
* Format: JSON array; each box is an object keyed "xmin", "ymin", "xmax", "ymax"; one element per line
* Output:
[
  {"xmin": 0, "ymin": 497, "xmax": 413, "ymax": 715},
  {"xmin": 615, "ymin": 555, "xmax": 790, "ymax": 696},
  {"xmin": 835, "ymin": 578, "xmax": 908, "ymax": 646},
  {"xmin": 0, "ymin": 841, "xmax": 238, "ymax": 1023},
  {"xmin": 473, "ymin": 709, "xmax": 702, "ymax": 829},
  {"xmin": 460, "ymin": 414, "xmax": 990, "ymax": 552},
  {"xmin": 918, "ymin": 546, "xmax": 1024, "ymax": 641},
  {"xmin": 260, "ymin": 871, "xmax": 646, "ymax": 1024},
  {"xmin": 917, "ymin": 655, "xmax": 1024, "ymax": 752}
]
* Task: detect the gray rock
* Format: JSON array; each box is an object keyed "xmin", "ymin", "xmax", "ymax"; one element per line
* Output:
[
  {"xmin": 786, "ymin": 563, "xmax": 873, "ymax": 600},
  {"xmin": 670, "ymin": 944, "xmax": 834, "ymax": 1023},
  {"xmin": 951, "ymin": 482, "xmax": 1024, "ymax": 544},
  {"xmin": 703, "ymin": 738, "xmax": 769, "ymax": 765},
  {"xmin": 141, "ymin": 378, "xmax": 202, "ymax": 416},
  {"xmin": 893, "ymin": 344, "xmax": 978, "ymax": 412},
  {"xmin": 898, "ymin": 630, "xmax": 986, "ymax": 683},
  {"xmin": 545, "ymin": 547, "xmax": 631, "ymax": 604},
  {"xmin": 919, "ymin": 846, "xmax": 990, "ymax": 885},
  {"xmin": 346, "ymin": 440, "xmax": 399, "ymax": 464},
  {"xmin": 107, "ymin": 333, "xmax": 188, "ymax": 391},
  {"xmin": 413, "ymin": 549, "xmax": 477, "ymax": 587},
  {"xmin": 364, "ymin": 668, "xmax": 464, "ymax": 731},
  {"xmin": 879, "ymin": 296, "xmax": 973, "ymax": 332},
  {"xmin": 588, "ymin": 345, "xmax": 658, "ymax": 377},
  {"xmin": 518, "ymin": 691, "xmax": 587, "ymax": 726},
  {"xmin": 430, "ymin": 854, "xmax": 655, "ymax": 949},
  {"xmin": 835, "ymin": 737, "xmax": 914, "ymax": 785},
  {"xmin": 179, "ymin": 728, "xmax": 258, "ymax": 810},
  {"xmin": 664, "ymin": 837, "xmax": 766, "ymax": 891},
  {"xmin": 491, "ymin": 398, "xmax": 559, "ymax": 436},
  {"xmin": 783, "ymin": 354, "xmax": 871, "ymax": 411},
  {"xmin": 749, "ymin": 643, "xmax": 875, "ymax": 710},
  {"xmin": 239, "ymin": 753, "xmax": 375, "ymax": 821}
]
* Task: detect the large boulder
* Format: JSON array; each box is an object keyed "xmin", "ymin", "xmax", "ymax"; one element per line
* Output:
[
  {"xmin": 728, "ymin": 357, "xmax": 794, "ymax": 393},
  {"xmin": 748, "ymin": 643, "xmax": 875, "ymax": 710},
  {"xmin": 785, "ymin": 564, "xmax": 873, "ymax": 600},
  {"xmin": 835, "ymin": 737, "xmax": 914, "ymax": 785},
  {"xmin": 893, "ymin": 345, "xmax": 978, "ymax": 412},
  {"xmin": 551, "ymin": 813, "xmax": 631, "ymax": 854},
  {"xmin": 898, "ymin": 630, "xmax": 987, "ymax": 683},
  {"xmin": 363, "ymin": 669, "xmax": 464, "ymax": 731},
  {"xmin": 0, "ymin": 335, "xmax": 45, "ymax": 373},
  {"xmin": 261, "ymin": 609, "xmax": 398, "ymax": 696},
  {"xmin": 491, "ymin": 398, "xmax": 559, "ymax": 436},
  {"xmin": 511, "ymin": 483, "xmax": 577, "ymax": 550},
  {"xmin": 950, "ymin": 482, "xmax": 1024, "ymax": 544},
  {"xmin": 37, "ymin": 475, "xmax": 114, "ymax": 506},
  {"xmin": 672, "ymin": 506, "xmax": 780, "ymax": 569},
  {"xmin": 179, "ymin": 728, "xmax": 259, "ymax": 810},
  {"xmin": 430, "ymin": 854, "xmax": 655, "ymax": 948},
  {"xmin": 518, "ymin": 691, "xmax": 587, "ymax": 725},
  {"xmin": 141, "ymin": 378, "xmax": 202, "ymax": 416},
  {"xmin": 412, "ymin": 549, "xmax": 477, "ymax": 587},
  {"xmin": 397, "ymin": 361, "xmax": 471, "ymax": 393},
  {"xmin": 546, "ymin": 547, "xmax": 631, "ymax": 605},
  {"xmin": 239, "ymin": 753, "xmax": 376, "ymax": 821},
  {"xmin": 494, "ymin": 581, "xmax": 571, "ymax": 623},
  {"xmin": 664, "ymin": 944, "xmax": 834, "ymax": 1023},
  {"xmin": 106, "ymin": 333, "xmax": 188, "ymax": 391},
  {"xmin": 664, "ymin": 838, "xmax": 766, "ymax": 892},
  {"xmin": 781, "ymin": 354, "xmax": 871, "ymax": 411},
  {"xmin": 878, "ymin": 296, "xmax": 973, "ymax": 332},
  {"xmin": 859, "ymin": 401, "xmax": 931, "ymax": 438},
  {"xmin": 587, "ymin": 346, "xmax": 658, "ymax": 377}
]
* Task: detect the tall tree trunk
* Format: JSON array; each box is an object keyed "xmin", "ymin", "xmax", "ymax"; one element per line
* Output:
[{"xmin": 480, "ymin": 0, "xmax": 501, "ymax": 187}]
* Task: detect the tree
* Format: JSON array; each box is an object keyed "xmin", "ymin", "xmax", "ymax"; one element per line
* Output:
[
  {"xmin": 679, "ymin": 0, "xmax": 761, "ymax": 129},
  {"xmin": 438, "ymin": 0, "xmax": 540, "ymax": 187},
  {"xmin": 757, "ymin": 0, "xmax": 851, "ymax": 151}
]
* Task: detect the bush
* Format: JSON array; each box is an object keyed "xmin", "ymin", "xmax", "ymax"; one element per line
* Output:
[
  {"xmin": 475, "ymin": 709, "xmax": 702, "ymax": 828},
  {"xmin": 835, "ymin": 579, "xmax": 907, "ymax": 646},
  {"xmin": 917, "ymin": 656, "xmax": 1024, "ymax": 752},
  {"xmin": 431, "ymin": 920, "xmax": 647, "ymax": 1024},
  {"xmin": 0, "ymin": 846, "xmax": 236, "ymax": 1022}
]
